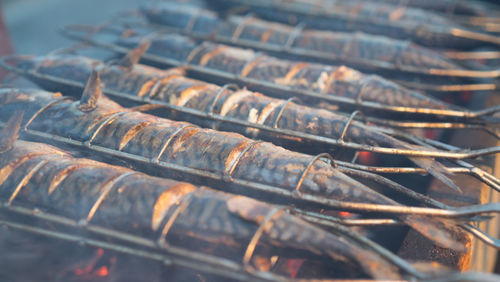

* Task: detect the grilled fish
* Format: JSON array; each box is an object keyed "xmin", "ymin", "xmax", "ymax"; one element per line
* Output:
[
  {"xmin": 140, "ymin": 2, "xmax": 466, "ymax": 75},
  {"xmin": 205, "ymin": 0, "xmax": 500, "ymax": 49},
  {"xmin": 0, "ymin": 82, "xmax": 463, "ymax": 250},
  {"xmin": 4, "ymin": 53, "xmax": 459, "ymax": 191},
  {"xmin": 61, "ymin": 23, "xmax": 453, "ymax": 111},
  {"xmin": 0, "ymin": 113, "xmax": 401, "ymax": 279}
]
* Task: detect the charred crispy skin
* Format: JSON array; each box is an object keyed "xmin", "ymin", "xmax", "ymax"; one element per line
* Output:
[
  {"xmin": 10, "ymin": 54, "xmax": 433, "ymax": 149},
  {"xmin": 142, "ymin": 2, "xmax": 461, "ymax": 71},
  {"xmin": 205, "ymin": 0, "xmax": 491, "ymax": 49},
  {"xmin": 0, "ymin": 88, "xmax": 463, "ymax": 251},
  {"xmin": 0, "ymin": 88, "xmax": 390, "ymax": 204},
  {"xmin": 0, "ymin": 138, "xmax": 401, "ymax": 279},
  {"xmin": 71, "ymin": 24, "xmax": 450, "ymax": 110}
]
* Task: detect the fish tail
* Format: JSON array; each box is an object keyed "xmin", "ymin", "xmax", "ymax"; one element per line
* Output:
[
  {"xmin": 402, "ymin": 215, "xmax": 466, "ymax": 252},
  {"xmin": 391, "ymin": 138, "xmax": 462, "ymax": 193},
  {"xmin": 323, "ymin": 233, "xmax": 402, "ymax": 279}
]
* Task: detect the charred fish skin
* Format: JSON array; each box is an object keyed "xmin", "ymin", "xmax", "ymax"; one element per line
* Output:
[
  {"xmin": 2, "ymin": 55, "xmax": 459, "ymax": 196},
  {"xmin": 8, "ymin": 54, "xmax": 422, "ymax": 149},
  {"xmin": 141, "ymin": 2, "xmax": 461, "ymax": 71},
  {"xmin": 0, "ymin": 88, "xmax": 465, "ymax": 251},
  {"xmin": 90, "ymin": 25, "xmax": 450, "ymax": 110},
  {"xmin": 0, "ymin": 88, "xmax": 397, "ymax": 205},
  {"xmin": 0, "ymin": 137, "xmax": 401, "ymax": 279},
  {"xmin": 204, "ymin": 0, "xmax": 487, "ymax": 49}
]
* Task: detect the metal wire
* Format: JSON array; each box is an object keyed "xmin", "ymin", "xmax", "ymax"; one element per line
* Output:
[{"xmin": 242, "ymin": 207, "xmax": 287, "ymax": 271}]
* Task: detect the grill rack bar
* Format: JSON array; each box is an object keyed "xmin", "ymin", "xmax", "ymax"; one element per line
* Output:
[
  {"xmin": 377, "ymin": 126, "xmax": 500, "ymax": 190},
  {"xmin": 58, "ymin": 24, "xmax": 500, "ymax": 122}
]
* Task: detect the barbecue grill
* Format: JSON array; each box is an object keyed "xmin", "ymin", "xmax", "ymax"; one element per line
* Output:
[{"xmin": 1, "ymin": 0, "xmax": 500, "ymax": 281}]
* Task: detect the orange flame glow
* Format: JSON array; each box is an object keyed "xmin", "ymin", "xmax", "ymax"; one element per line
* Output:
[{"xmin": 73, "ymin": 248, "xmax": 109, "ymax": 277}]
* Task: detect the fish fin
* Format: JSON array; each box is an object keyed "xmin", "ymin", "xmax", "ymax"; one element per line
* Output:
[
  {"xmin": 391, "ymin": 138, "xmax": 462, "ymax": 193},
  {"xmin": 0, "ymin": 111, "xmax": 23, "ymax": 153},
  {"xmin": 78, "ymin": 70, "xmax": 102, "ymax": 112},
  {"xmin": 323, "ymin": 233, "xmax": 401, "ymax": 279},
  {"xmin": 114, "ymin": 40, "xmax": 151, "ymax": 69},
  {"xmin": 408, "ymin": 156, "xmax": 462, "ymax": 193},
  {"xmin": 403, "ymin": 215, "xmax": 466, "ymax": 252}
]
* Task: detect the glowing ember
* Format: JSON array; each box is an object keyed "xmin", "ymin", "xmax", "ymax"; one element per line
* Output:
[
  {"xmin": 339, "ymin": 211, "xmax": 351, "ymax": 217},
  {"xmin": 96, "ymin": 266, "xmax": 109, "ymax": 277},
  {"xmin": 358, "ymin": 151, "xmax": 376, "ymax": 165},
  {"xmin": 460, "ymin": 91, "xmax": 472, "ymax": 102},
  {"xmin": 73, "ymin": 248, "xmax": 110, "ymax": 277},
  {"xmin": 424, "ymin": 129, "xmax": 438, "ymax": 140},
  {"xmin": 287, "ymin": 259, "xmax": 305, "ymax": 278}
]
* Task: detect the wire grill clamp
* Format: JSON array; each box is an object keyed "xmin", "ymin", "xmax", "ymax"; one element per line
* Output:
[
  {"xmin": 4, "ymin": 118, "xmax": 500, "ymax": 249},
  {"xmin": 338, "ymin": 110, "xmax": 367, "ymax": 144},
  {"xmin": 157, "ymin": 189, "xmax": 200, "ymax": 247},
  {"xmin": 224, "ymin": 140, "xmax": 264, "ymax": 182},
  {"xmin": 271, "ymin": 97, "xmax": 302, "ymax": 128},
  {"xmin": 242, "ymin": 206, "xmax": 287, "ymax": 271},
  {"xmin": 231, "ymin": 14, "xmax": 256, "ymax": 43},
  {"xmin": 295, "ymin": 153, "xmax": 337, "ymax": 197},
  {"xmin": 153, "ymin": 124, "xmax": 198, "ymax": 163},
  {"xmin": 24, "ymin": 97, "xmax": 73, "ymax": 130},
  {"xmin": 283, "ymin": 21, "xmax": 307, "ymax": 52}
]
